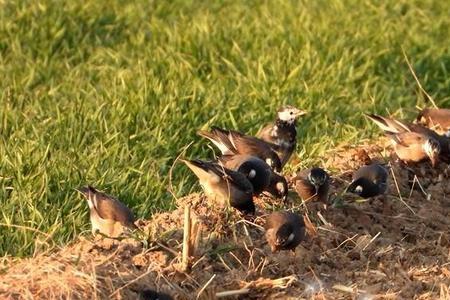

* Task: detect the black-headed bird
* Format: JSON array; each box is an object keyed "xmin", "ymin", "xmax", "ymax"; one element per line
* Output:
[
  {"xmin": 182, "ymin": 159, "xmax": 255, "ymax": 215},
  {"xmin": 257, "ymin": 105, "xmax": 307, "ymax": 166},
  {"xmin": 265, "ymin": 211, "xmax": 305, "ymax": 253},
  {"xmin": 263, "ymin": 171, "xmax": 289, "ymax": 202},
  {"xmin": 293, "ymin": 167, "xmax": 330, "ymax": 203},
  {"xmin": 198, "ymin": 126, "xmax": 282, "ymax": 172},
  {"xmin": 346, "ymin": 164, "xmax": 388, "ymax": 198},
  {"xmin": 218, "ymin": 154, "xmax": 271, "ymax": 195}
]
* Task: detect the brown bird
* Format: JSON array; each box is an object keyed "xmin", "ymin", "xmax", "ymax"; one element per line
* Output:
[
  {"xmin": 198, "ymin": 126, "xmax": 282, "ymax": 172},
  {"xmin": 416, "ymin": 107, "xmax": 450, "ymax": 134},
  {"xmin": 263, "ymin": 171, "xmax": 289, "ymax": 202},
  {"xmin": 257, "ymin": 105, "xmax": 307, "ymax": 167},
  {"xmin": 218, "ymin": 154, "xmax": 271, "ymax": 195},
  {"xmin": 346, "ymin": 164, "xmax": 388, "ymax": 198},
  {"xmin": 265, "ymin": 211, "xmax": 305, "ymax": 253},
  {"xmin": 77, "ymin": 186, "xmax": 137, "ymax": 237},
  {"xmin": 293, "ymin": 168, "xmax": 330, "ymax": 203},
  {"xmin": 182, "ymin": 159, "xmax": 255, "ymax": 214},
  {"xmin": 365, "ymin": 113, "xmax": 443, "ymax": 167}
]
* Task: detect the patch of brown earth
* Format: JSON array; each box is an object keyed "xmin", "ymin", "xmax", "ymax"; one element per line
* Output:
[{"xmin": 1, "ymin": 138, "xmax": 450, "ymax": 299}]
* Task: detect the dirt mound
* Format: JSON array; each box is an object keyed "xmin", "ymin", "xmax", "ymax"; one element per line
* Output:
[{"xmin": 1, "ymin": 139, "xmax": 450, "ymax": 299}]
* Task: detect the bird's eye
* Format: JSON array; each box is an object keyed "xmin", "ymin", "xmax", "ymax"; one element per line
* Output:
[{"xmin": 290, "ymin": 112, "xmax": 293, "ymax": 115}]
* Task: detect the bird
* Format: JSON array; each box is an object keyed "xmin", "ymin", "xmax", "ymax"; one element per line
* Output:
[
  {"xmin": 257, "ymin": 105, "xmax": 307, "ymax": 166},
  {"xmin": 133, "ymin": 289, "xmax": 173, "ymax": 300},
  {"xmin": 265, "ymin": 211, "xmax": 305, "ymax": 253},
  {"xmin": 346, "ymin": 164, "xmax": 389, "ymax": 198},
  {"xmin": 365, "ymin": 113, "xmax": 443, "ymax": 167},
  {"xmin": 263, "ymin": 171, "xmax": 289, "ymax": 202},
  {"xmin": 416, "ymin": 107, "xmax": 450, "ymax": 134},
  {"xmin": 292, "ymin": 167, "xmax": 330, "ymax": 203},
  {"xmin": 182, "ymin": 159, "xmax": 255, "ymax": 214},
  {"xmin": 77, "ymin": 186, "xmax": 137, "ymax": 237},
  {"xmin": 218, "ymin": 154, "xmax": 272, "ymax": 195},
  {"xmin": 197, "ymin": 126, "xmax": 282, "ymax": 172}
]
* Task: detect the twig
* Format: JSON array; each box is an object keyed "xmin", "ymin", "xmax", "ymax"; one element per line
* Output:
[
  {"xmin": 242, "ymin": 223, "xmax": 253, "ymax": 247},
  {"xmin": 362, "ymin": 231, "xmax": 381, "ymax": 251},
  {"xmin": 323, "ymin": 234, "xmax": 359, "ymax": 254},
  {"xmin": 217, "ymin": 254, "xmax": 232, "ymax": 271},
  {"xmin": 196, "ymin": 274, "xmax": 216, "ymax": 299},
  {"xmin": 168, "ymin": 141, "xmax": 194, "ymax": 201},
  {"xmin": 109, "ymin": 264, "xmax": 155, "ymax": 297},
  {"xmin": 409, "ymin": 174, "xmax": 429, "ymax": 198},
  {"xmin": 234, "ymin": 219, "xmax": 265, "ymax": 231},
  {"xmin": 229, "ymin": 251, "xmax": 245, "ymax": 269},
  {"xmin": 156, "ymin": 242, "xmax": 179, "ymax": 257},
  {"xmin": 216, "ymin": 288, "xmax": 250, "ymax": 298},
  {"xmin": 402, "ymin": 48, "xmax": 438, "ymax": 108},
  {"xmin": 388, "ymin": 162, "xmax": 416, "ymax": 214},
  {"xmin": 182, "ymin": 205, "xmax": 192, "ymax": 272}
]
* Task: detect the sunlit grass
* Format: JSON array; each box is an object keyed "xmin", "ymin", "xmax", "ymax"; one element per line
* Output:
[{"xmin": 0, "ymin": 0, "xmax": 449, "ymax": 256}]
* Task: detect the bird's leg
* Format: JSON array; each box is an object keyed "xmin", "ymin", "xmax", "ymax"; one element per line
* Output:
[
  {"xmin": 379, "ymin": 195, "xmax": 391, "ymax": 215},
  {"xmin": 291, "ymin": 249, "xmax": 297, "ymax": 262}
]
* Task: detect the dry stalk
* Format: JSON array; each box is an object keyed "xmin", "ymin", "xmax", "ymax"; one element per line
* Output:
[
  {"xmin": 216, "ymin": 288, "xmax": 250, "ymax": 298},
  {"xmin": 242, "ymin": 223, "xmax": 253, "ymax": 247},
  {"xmin": 332, "ymin": 284, "xmax": 362, "ymax": 294},
  {"xmin": 196, "ymin": 274, "xmax": 216, "ymax": 300},
  {"xmin": 182, "ymin": 205, "xmax": 192, "ymax": 272},
  {"xmin": 323, "ymin": 234, "xmax": 358, "ymax": 254},
  {"xmin": 109, "ymin": 264, "xmax": 155, "ymax": 298},
  {"xmin": 168, "ymin": 141, "xmax": 193, "ymax": 201},
  {"xmin": 217, "ymin": 254, "xmax": 232, "ymax": 271},
  {"xmin": 362, "ymin": 231, "xmax": 381, "ymax": 251},
  {"xmin": 229, "ymin": 251, "xmax": 245, "ymax": 269},
  {"xmin": 234, "ymin": 219, "xmax": 265, "ymax": 231},
  {"xmin": 402, "ymin": 48, "xmax": 437, "ymax": 108},
  {"xmin": 389, "ymin": 162, "xmax": 416, "ymax": 214},
  {"xmin": 408, "ymin": 174, "xmax": 429, "ymax": 198},
  {"xmin": 317, "ymin": 211, "xmax": 330, "ymax": 227}
]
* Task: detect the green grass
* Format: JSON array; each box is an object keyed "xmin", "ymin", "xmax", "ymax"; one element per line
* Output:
[{"xmin": 0, "ymin": 0, "xmax": 449, "ymax": 256}]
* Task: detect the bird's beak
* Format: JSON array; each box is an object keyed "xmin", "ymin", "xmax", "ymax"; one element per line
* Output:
[
  {"xmin": 430, "ymin": 156, "xmax": 439, "ymax": 167},
  {"xmin": 270, "ymin": 245, "xmax": 277, "ymax": 253},
  {"xmin": 295, "ymin": 109, "xmax": 308, "ymax": 117},
  {"xmin": 314, "ymin": 184, "xmax": 320, "ymax": 194}
]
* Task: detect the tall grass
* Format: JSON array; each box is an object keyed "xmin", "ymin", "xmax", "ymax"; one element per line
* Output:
[{"xmin": 0, "ymin": 0, "xmax": 449, "ymax": 256}]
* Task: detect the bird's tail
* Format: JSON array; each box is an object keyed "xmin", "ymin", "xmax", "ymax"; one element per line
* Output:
[
  {"xmin": 364, "ymin": 113, "xmax": 410, "ymax": 134},
  {"xmin": 197, "ymin": 126, "xmax": 236, "ymax": 154},
  {"xmin": 181, "ymin": 158, "xmax": 222, "ymax": 180}
]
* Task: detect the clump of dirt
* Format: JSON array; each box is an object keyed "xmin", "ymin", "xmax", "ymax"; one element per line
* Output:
[{"xmin": 1, "ymin": 139, "xmax": 450, "ymax": 299}]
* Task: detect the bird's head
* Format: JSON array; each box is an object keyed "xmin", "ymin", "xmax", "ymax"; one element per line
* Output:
[
  {"xmin": 277, "ymin": 105, "xmax": 307, "ymax": 124},
  {"xmin": 273, "ymin": 174, "xmax": 289, "ymax": 202},
  {"xmin": 265, "ymin": 153, "xmax": 282, "ymax": 172},
  {"xmin": 307, "ymin": 168, "xmax": 329, "ymax": 192},
  {"xmin": 423, "ymin": 138, "xmax": 440, "ymax": 167}
]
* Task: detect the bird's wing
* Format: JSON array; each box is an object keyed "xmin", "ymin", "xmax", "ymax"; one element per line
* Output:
[
  {"xmin": 392, "ymin": 132, "xmax": 428, "ymax": 147},
  {"xmin": 197, "ymin": 127, "xmax": 238, "ymax": 155},
  {"xmin": 365, "ymin": 113, "xmax": 410, "ymax": 133},
  {"xmin": 89, "ymin": 191, "xmax": 135, "ymax": 224},
  {"xmin": 256, "ymin": 123, "xmax": 274, "ymax": 141}
]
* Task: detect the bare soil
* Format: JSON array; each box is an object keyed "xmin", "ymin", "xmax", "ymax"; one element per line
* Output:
[{"xmin": 1, "ymin": 138, "xmax": 450, "ymax": 300}]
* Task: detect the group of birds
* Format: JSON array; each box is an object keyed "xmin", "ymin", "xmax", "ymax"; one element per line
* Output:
[{"xmin": 77, "ymin": 105, "xmax": 450, "ymax": 255}]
